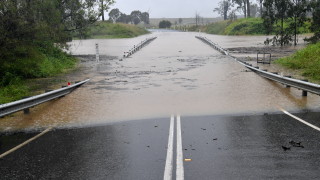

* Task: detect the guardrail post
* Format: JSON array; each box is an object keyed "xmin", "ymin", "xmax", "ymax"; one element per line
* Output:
[
  {"xmin": 24, "ymin": 108, "xmax": 30, "ymax": 114},
  {"xmin": 284, "ymin": 76, "xmax": 291, "ymax": 87},
  {"xmin": 302, "ymin": 80, "xmax": 309, "ymax": 96},
  {"xmin": 96, "ymin": 43, "xmax": 100, "ymax": 62},
  {"xmin": 302, "ymin": 91, "xmax": 308, "ymax": 96}
]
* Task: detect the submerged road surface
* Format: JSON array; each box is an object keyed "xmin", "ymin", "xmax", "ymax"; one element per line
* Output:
[
  {"xmin": 0, "ymin": 31, "xmax": 320, "ymax": 179},
  {"xmin": 1, "ymin": 31, "xmax": 320, "ymax": 130}
]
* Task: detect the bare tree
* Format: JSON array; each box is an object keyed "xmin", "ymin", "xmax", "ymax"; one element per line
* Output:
[{"xmin": 214, "ymin": 0, "xmax": 233, "ymax": 20}]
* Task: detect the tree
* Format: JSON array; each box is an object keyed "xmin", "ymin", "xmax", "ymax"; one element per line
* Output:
[
  {"xmin": 159, "ymin": 20, "xmax": 172, "ymax": 28},
  {"xmin": 263, "ymin": 0, "xmax": 308, "ymax": 46},
  {"xmin": 246, "ymin": 0, "xmax": 251, "ymax": 17},
  {"xmin": 179, "ymin": 18, "xmax": 183, "ymax": 24},
  {"xmin": 117, "ymin": 13, "xmax": 131, "ymax": 23},
  {"xmin": 109, "ymin": 8, "xmax": 122, "ymax": 23},
  {"xmin": 250, "ymin": 3, "xmax": 259, "ymax": 17},
  {"xmin": 305, "ymin": 0, "xmax": 320, "ymax": 43},
  {"xmin": 258, "ymin": 0, "xmax": 264, "ymax": 17},
  {"xmin": 288, "ymin": 0, "xmax": 308, "ymax": 45},
  {"xmin": 130, "ymin": 10, "xmax": 142, "ymax": 25},
  {"xmin": 0, "ymin": 0, "xmax": 110, "ymax": 80},
  {"xmin": 141, "ymin": 12, "xmax": 150, "ymax": 24},
  {"xmin": 99, "ymin": 0, "xmax": 115, "ymax": 21},
  {"xmin": 233, "ymin": 0, "xmax": 251, "ymax": 18},
  {"xmin": 263, "ymin": 0, "xmax": 292, "ymax": 46},
  {"xmin": 214, "ymin": 0, "xmax": 233, "ymax": 20}
]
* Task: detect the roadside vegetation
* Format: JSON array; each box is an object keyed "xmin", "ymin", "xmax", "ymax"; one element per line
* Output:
[
  {"xmin": 187, "ymin": 18, "xmax": 310, "ymax": 36},
  {"xmin": 83, "ymin": 22, "xmax": 149, "ymax": 39},
  {"xmin": 0, "ymin": 0, "xmax": 115, "ymax": 104},
  {"xmin": 0, "ymin": 45, "xmax": 77, "ymax": 104},
  {"xmin": 275, "ymin": 42, "xmax": 320, "ymax": 81},
  {"xmin": 207, "ymin": 0, "xmax": 320, "ymax": 80},
  {"xmin": 204, "ymin": 18, "xmax": 267, "ymax": 35}
]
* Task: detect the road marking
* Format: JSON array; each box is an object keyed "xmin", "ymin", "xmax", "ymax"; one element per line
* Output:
[
  {"xmin": 176, "ymin": 115, "xmax": 184, "ymax": 180},
  {"xmin": 0, "ymin": 127, "xmax": 53, "ymax": 159},
  {"xmin": 280, "ymin": 108, "xmax": 320, "ymax": 132},
  {"xmin": 164, "ymin": 116, "xmax": 174, "ymax": 180}
]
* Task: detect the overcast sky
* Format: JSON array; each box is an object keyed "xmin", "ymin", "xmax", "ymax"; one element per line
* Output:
[{"xmin": 111, "ymin": 0, "xmax": 221, "ymax": 18}]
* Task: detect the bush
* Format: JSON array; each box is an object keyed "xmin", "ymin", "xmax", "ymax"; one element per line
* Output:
[
  {"xmin": 0, "ymin": 44, "xmax": 76, "ymax": 104},
  {"xmin": 0, "ymin": 79, "xmax": 29, "ymax": 104},
  {"xmin": 159, "ymin": 20, "xmax": 172, "ymax": 28}
]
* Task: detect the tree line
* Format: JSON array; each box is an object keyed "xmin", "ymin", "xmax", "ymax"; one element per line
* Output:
[
  {"xmin": 108, "ymin": 9, "xmax": 150, "ymax": 25},
  {"xmin": 214, "ymin": 0, "xmax": 320, "ymax": 45}
]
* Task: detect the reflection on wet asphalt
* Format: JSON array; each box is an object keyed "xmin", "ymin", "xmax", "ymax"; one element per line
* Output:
[
  {"xmin": 182, "ymin": 114, "xmax": 320, "ymax": 179},
  {"xmin": 1, "ymin": 113, "xmax": 319, "ymax": 179},
  {"xmin": 1, "ymin": 32, "xmax": 320, "ymax": 131}
]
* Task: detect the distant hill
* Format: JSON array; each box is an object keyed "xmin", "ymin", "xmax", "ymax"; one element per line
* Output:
[{"xmin": 149, "ymin": 17, "xmax": 222, "ymax": 27}]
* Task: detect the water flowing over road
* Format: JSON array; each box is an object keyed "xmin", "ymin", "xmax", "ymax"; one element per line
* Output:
[
  {"xmin": 1, "ymin": 31, "xmax": 320, "ymax": 180},
  {"xmin": 1, "ymin": 31, "xmax": 319, "ymax": 131}
]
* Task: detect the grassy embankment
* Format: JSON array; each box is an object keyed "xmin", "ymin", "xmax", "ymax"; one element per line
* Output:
[
  {"xmin": 0, "ymin": 22, "xmax": 149, "ymax": 104},
  {"xmin": 275, "ymin": 42, "xmax": 320, "ymax": 81},
  {"xmin": 0, "ymin": 45, "xmax": 77, "ymax": 104},
  {"xmin": 203, "ymin": 18, "xmax": 311, "ymax": 35},
  {"xmin": 84, "ymin": 22, "xmax": 149, "ymax": 39}
]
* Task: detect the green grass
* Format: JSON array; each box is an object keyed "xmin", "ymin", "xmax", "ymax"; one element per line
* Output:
[
  {"xmin": 0, "ymin": 82, "xmax": 29, "ymax": 104},
  {"xmin": 224, "ymin": 18, "xmax": 266, "ymax": 35},
  {"xmin": 205, "ymin": 20, "xmax": 231, "ymax": 35},
  {"xmin": 85, "ymin": 22, "xmax": 149, "ymax": 39},
  {"xmin": 275, "ymin": 42, "xmax": 320, "ymax": 81},
  {"xmin": 0, "ymin": 45, "xmax": 77, "ymax": 104},
  {"xmin": 205, "ymin": 18, "xmax": 310, "ymax": 35}
]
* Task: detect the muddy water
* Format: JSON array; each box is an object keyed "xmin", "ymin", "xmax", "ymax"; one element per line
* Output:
[{"xmin": 1, "ymin": 32, "xmax": 320, "ymax": 131}]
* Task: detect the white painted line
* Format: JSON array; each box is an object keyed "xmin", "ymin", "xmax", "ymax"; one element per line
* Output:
[
  {"xmin": 176, "ymin": 115, "xmax": 184, "ymax": 180},
  {"xmin": 0, "ymin": 127, "xmax": 53, "ymax": 159},
  {"xmin": 164, "ymin": 116, "xmax": 175, "ymax": 180},
  {"xmin": 280, "ymin": 108, "xmax": 320, "ymax": 132}
]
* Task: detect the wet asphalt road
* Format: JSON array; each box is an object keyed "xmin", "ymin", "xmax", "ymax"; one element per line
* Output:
[{"xmin": 1, "ymin": 112, "xmax": 320, "ymax": 179}]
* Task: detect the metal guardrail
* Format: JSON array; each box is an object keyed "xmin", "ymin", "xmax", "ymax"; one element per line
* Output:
[
  {"xmin": 195, "ymin": 36, "xmax": 320, "ymax": 96},
  {"xmin": 0, "ymin": 79, "xmax": 90, "ymax": 118},
  {"xmin": 195, "ymin": 36, "xmax": 229, "ymax": 55},
  {"xmin": 124, "ymin": 37, "xmax": 157, "ymax": 58}
]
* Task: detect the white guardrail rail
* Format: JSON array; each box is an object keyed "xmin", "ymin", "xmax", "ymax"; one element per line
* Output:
[
  {"xmin": 0, "ymin": 79, "xmax": 90, "ymax": 118},
  {"xmin": 124, "ymin": 37, "xmax": 157, "ymax": 58},
  {"xmin": 195, "ymin": 36, "xmax": 320, "ymax": 96}
]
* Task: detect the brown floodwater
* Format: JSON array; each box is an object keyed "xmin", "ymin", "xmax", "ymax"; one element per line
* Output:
[{"xmin": 1, "ymin": 31, "xmax": 319, "ymax": 131}]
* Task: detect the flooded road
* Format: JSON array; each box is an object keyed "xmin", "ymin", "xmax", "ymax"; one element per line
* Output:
[{"xmin": 1, "ymin": 31, "xmax": 320, "ymax": 131}]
